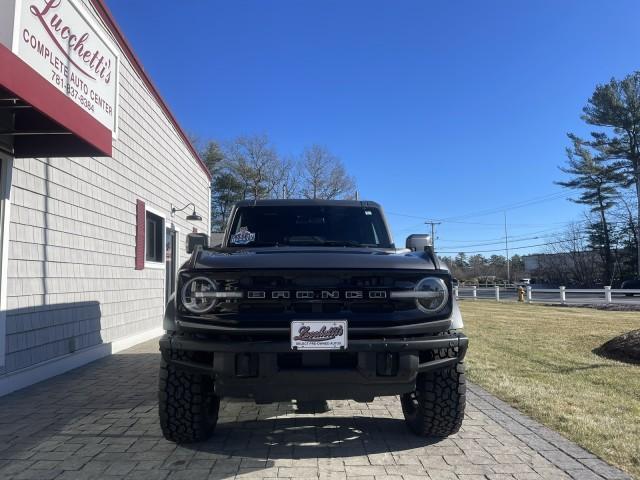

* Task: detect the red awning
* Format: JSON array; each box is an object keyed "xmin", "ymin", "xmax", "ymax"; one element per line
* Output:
[{"xmin": 0, "ymin": 43, "xmax": 112, "ymax": 158}]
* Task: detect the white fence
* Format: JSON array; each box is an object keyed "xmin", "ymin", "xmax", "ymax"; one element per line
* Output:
[{"xmin": 454, "ymin": 285, "xmax": 640, "ymax": 305}]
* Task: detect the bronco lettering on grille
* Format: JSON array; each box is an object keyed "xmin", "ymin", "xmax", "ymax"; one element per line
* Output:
[{"xmin": 245, "ymin": 290, "xmax": 387, "ymax": 300}]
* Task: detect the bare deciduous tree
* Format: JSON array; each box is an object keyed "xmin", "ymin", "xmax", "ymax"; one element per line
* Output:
[
  {"xmin": 272, "ymin": 157, "xmax": 302, "ymax": 199},
  {"xmin": 225, "ymin": 135, "xmax": 280, "ymax": 199},
  {"xmin": 299, "ymin": 145, "xmax": 356, "ymax": 200},
  {"xmin": 197, "ymin": 134, "xmax": 359, "ymax": 231},
  {"xmin": 535, "ymin": 223, "xmax": 602, "ymax": 287}
]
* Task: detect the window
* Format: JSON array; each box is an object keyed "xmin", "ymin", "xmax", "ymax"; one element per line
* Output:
[
  {"xmin": 145, "ymin": 211, "xmax": 164, "ymax": 263},
  {"xmin": 228, "ymin": 205, "xmax": 393, "ymax": 248}
]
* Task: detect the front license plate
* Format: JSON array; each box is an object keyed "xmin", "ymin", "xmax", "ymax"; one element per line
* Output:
[{"xmin": 291, "ymin": 320, "xmax": 348, "ymax": 351}]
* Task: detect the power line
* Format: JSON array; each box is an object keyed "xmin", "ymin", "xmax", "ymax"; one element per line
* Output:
[
  {"xmin": 437, "ymin": 236, "xmax": 591, "ymax": 255},
  {"xmin": 387, "ymin": 212, "xmax": 578, "ymax": 228},
  {"xmin": 436, "ymin": 219, "xmax": 632, "ymax": 246},
  {"xmin": 437, "ymin": 226, "xmax": 570, "ymax": 245},
  {"xmin": 439, "ymin": 191, "xmax": 574, "ymax": 222},
  {"xmin": 439, "ymin": 234, "xmax": 554, "ymax": 249},
  {"xmin": 388, "ymin": 190, "xmax": 576, "ymax": 226}
]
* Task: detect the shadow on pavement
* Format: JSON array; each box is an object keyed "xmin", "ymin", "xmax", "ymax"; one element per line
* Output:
[{"xmin": 0, "ymin": 347, "xmax": 443, "ymax": 479}]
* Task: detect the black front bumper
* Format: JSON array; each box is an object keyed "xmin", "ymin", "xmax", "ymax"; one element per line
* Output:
[{"xmin": 159, "ymin": 332, "xmax": 468, "ymax": 403}]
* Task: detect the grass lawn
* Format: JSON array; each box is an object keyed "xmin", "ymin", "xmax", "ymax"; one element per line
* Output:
[{"xmin": 460, "ymin": 301, "xmax": 640, "ymax": 479}]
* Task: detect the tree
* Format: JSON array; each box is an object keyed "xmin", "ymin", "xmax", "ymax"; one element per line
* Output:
[
  {"xmin": 225, "ymin": 135, "xmax": 280, "ymax": 199},
  {"xmin": 299, "ymin": 145, "xmax": 356, "ymax": 200},
  {"xmin": 211, "ymin": 172, "xmax": 243, "ymax": 231},
  {"xmin": 196, "ymin": 134, "xmax": 359, "ymax": 232},
  {"xmin": 272, "ymin": 157, "xmax": 302, "ymax": 199},
  {"xmin": 556, "ymin": 135, "xmax": 625, "ymax": 284},
  {"xmin": 200, "ymin": 140, "xmax": 225, "ymax": 174},
  {"xmin": 537, "ymin": 223, "xmax": 601, "ymax": 287},
  {"xmin": 189, "ymin": 136, "xmax": 226, "ymax": 230},
  {"xmin": 510, "ymin": 254, "xmax": 525, "ymax": 280},
  {"xmin": 580, "ymin": 72, "xmax": 640, "ymax": 276},
  {"xmin": 468, "ymin": 254, "xmax": 486, "ymax": 278},
  {"xmin": 610, "ymin": 193, "xmax": 640, "ymax": 281},
  {"xmin": 454, "ymin": 253, "xmax": 468, "ymax": 270}
]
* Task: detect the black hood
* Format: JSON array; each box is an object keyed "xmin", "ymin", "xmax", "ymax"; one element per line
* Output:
[{"xmin": 193, "ymin": 247, "xmax": 440, "ymax": 271}]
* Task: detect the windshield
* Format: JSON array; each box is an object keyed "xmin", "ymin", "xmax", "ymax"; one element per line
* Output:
[{"xmin": 227, "ymin": 205, "xmax": 393, "ymax": 248}]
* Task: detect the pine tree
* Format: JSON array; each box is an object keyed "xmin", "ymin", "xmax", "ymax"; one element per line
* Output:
[
  {"xmin": 580, "ymin": 72, "xmax": 640, "ymax": 277},
  {"xmin": 557, "ymin": 135, "xmax": 625, "ymax": 284}
]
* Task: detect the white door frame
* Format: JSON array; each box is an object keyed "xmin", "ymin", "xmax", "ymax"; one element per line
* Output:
[
  {"xmin": 165, "ymin": 223, "xmax": 180, "ymax": 307},
  {"xmin": 0, "ymin": 152, "xmax": 14, "ymax": 367}
]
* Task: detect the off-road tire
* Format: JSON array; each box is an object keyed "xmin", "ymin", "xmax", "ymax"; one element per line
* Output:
[
  {"xmin": 401, "ymin": 346, "xmax": 466, "ymax": 437},
  {"xmin": 158, "ymin": 350, "xmax": 219, "ymax": 443}
]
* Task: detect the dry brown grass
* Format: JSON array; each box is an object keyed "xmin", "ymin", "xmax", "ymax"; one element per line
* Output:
[{"xmin": 460, "ymin": 301, "xmax": 640, "ymax": 479}]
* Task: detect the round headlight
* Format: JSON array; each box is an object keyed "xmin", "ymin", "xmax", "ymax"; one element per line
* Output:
[
  {"xmin": 415, "ymin": 277, "xmax": 448, "ymax": 313},
  {"xmin": 181, "ymin": 277, "xmax": 218, "ymax": 313}
]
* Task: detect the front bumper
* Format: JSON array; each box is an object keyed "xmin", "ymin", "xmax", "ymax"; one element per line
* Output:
[{"xmin": 159, "ymin": 332, "xmax": 468, "ymax": 403}]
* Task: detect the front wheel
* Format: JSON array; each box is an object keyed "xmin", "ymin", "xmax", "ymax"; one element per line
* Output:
[
  {"xmin": 158, "ymin": 351, "xmax": 220, "ymax": 443},
  {"xmin": 401, "ymin": 353, "xmax": 466, "ymax": 437}
]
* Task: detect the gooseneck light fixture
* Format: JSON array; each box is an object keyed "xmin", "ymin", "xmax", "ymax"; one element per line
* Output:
[{"xmin": 171, "ymin": 202, "xmax": 202, "ymax": 222}]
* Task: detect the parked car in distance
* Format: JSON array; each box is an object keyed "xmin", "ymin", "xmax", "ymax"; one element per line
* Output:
[{"xmin": 621, "ymin": 279, "xmax": 640, "ymax": 296}]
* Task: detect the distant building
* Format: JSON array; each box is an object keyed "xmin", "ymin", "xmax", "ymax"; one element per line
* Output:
[
  {"xmin": 523, "ymin": 254, "xmax": 543, "ymax": 275},
  {"xmin": 522, "ymin": 251, "xmax": 601, "ymax": 286}
]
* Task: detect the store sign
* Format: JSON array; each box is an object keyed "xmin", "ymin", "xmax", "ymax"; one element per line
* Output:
[{"xmin": 13, "ymin": 0, "xmax": 119, "ymax": 132}]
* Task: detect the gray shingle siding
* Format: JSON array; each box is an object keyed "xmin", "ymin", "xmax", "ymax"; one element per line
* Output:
[{"xmin": 1, "ymin": 2, "xmax": 210, "ymax": 376}]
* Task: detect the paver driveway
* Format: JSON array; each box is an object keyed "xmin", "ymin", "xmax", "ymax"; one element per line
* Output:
[{"xmin": 0, "ymin": 339, "xmax": 632, "ymax": 480}]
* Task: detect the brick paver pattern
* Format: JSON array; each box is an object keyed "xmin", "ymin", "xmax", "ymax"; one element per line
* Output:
[{"xmin": 0, "ymin": 339, "xmax": 632, "ymax": 480}]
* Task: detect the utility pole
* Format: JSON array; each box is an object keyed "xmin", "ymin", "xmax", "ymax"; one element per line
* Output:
[
  {"xmin": 504, "ymin": 211, "xmax": 510, "ymax": 285},
  {"xmin": 425, "ymin": 220, "xmax": 441, "ymax": 250}
]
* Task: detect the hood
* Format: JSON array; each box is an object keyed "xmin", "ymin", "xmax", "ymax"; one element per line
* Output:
[{"xmin": 193, "ymin": 247, "xmax": 439, "ymax": 271}]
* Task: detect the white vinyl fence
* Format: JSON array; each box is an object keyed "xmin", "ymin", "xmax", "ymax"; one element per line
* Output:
[{"xmin": 454, "ymin": 285, "xmax": 640, "ymax": 305}]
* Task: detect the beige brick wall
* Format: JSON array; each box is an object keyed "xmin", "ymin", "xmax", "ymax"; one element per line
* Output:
[{"xmin": 0, "ymin": 1, "xmax": 210, "ymax": 375}]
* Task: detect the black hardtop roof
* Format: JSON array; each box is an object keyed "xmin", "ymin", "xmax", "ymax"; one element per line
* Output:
[{"xmin": 234, "ymin": 199, "xmax": 383, "ymax": 209}]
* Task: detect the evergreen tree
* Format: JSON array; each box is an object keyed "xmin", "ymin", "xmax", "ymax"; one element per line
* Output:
[
  {"xmin": 579, "ymin": 72, "xmax": 640, "ymax": 277},
  {"xmin": 557, "ymin": 135, "xmax": 626, "ymax": 283}
]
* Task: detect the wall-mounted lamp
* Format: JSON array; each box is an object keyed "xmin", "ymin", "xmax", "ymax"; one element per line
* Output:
[{"xmin": 171, "ymin": 202, "xmax": 202, "ymax": 222}]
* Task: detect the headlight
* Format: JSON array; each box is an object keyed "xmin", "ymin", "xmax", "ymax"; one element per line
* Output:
[
  {"xmin": 414, "ymin": 277, "xmax": 448, "ymax": 313},
  {"xmin": 181, "ymin": 276, "xmax": 218, "ymax": 313}
]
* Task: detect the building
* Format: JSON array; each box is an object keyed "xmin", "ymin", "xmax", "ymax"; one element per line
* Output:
[
  {"xmin": 0, "ymin": 0, "xmax": 211, "ymax": 395},
  {"xmin": 522, "ymin": 251, "xmax": 602, "ymax": 287}
]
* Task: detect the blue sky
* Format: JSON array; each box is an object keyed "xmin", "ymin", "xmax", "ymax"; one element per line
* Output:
[{"xmin": 106, "ymin": 0, "xmax": 640, "ymax": 255}]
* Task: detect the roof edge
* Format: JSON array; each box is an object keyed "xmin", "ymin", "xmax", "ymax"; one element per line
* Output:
[
  {"xmin": 90, "ymin": 0, "xmax": 212, "ymax": 180},
  {"xmin": 234, "ymin": 199, "xmax": 381, "ymax": 208}
]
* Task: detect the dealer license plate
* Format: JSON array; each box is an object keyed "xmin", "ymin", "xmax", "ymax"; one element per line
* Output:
[{"xmin": 291, "ymin": 320, "xmax": 348, "ymax": 350}]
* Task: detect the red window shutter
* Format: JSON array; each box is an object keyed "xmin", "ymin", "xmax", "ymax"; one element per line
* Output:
[{"xmin": 135, "ymin": 200, "xmax": 145, "ymax": 270}]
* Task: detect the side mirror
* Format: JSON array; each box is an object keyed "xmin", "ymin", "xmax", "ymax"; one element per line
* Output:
[
  {"xmin": 186, "ymin": 233, "xmax": 208, "ymax": 253},
  {"xmin": 406, "ymin": 234, "xmax": 433, "ymax": 253}
]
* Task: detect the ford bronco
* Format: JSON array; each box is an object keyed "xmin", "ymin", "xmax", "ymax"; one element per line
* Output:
[{"xmin": 159, "ymin": 199, "xmax": 467, "ymax": 442}]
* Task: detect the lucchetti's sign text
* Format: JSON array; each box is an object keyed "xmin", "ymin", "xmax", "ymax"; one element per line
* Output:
[{"xmin": 15, "ymin": 0, "xmax": 119, "ymax": 132}]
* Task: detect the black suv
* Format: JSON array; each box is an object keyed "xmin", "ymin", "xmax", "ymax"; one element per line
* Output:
[{"xmin": 159, "ymin": 199, "xmax": 468, "ymax": 442}]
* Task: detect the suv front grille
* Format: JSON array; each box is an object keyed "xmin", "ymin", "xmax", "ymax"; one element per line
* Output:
[
  {"xmin": 177, "ymin": 270, "xmax": 453, "ymax": 330},
  {"xmin": 234, "ymin": 299, "xmax": 408, "ymax": 315}
]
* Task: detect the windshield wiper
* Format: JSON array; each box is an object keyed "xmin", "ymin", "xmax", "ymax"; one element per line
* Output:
[
  {"xmin": 232, "ymin": 241, "xmax": 280, "ymax": 247},
  {"xmin": 320, "ymin": 240, "xmax": 370, "ymax": 247},
  {"xmin": 286, "ymin": 239, "xmax": 372, "ymax": 248}
]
